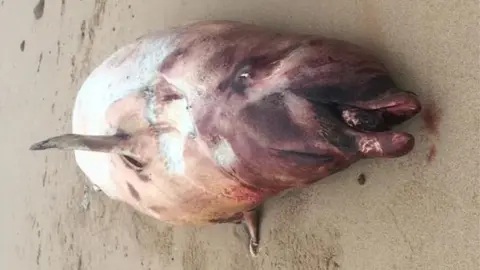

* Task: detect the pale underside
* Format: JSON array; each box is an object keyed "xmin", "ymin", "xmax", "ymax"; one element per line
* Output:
[
  {"xmin": 71, "ymin": 24, "xmax": 254, "ymax": 224},
  {"xmin": 72, "ymin": 31, "xmax": 180, "ymax": 199}
]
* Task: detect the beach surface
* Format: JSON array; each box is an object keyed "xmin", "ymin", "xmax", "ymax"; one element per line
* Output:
[{"xmin": 0, "ymin": 0, "xmax": 478, "ymax": 269}]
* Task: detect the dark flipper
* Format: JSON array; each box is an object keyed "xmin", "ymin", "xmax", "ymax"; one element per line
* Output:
[
  {"xmin": 243, "ymin": 209, "xmax": 260, "ymax": 257},
  {"xmin": 209, "ymin": 209, "xmax": 261, "ymax": 257}
]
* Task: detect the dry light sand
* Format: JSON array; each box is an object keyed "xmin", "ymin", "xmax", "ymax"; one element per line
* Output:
[{"xmin": 0, "ymin": 0, "xmax": 479, "ymax": 269}]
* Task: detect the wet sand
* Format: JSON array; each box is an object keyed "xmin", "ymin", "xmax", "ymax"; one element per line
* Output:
[{"xmin": 1, "ymin": 0, "xmax": 478, "ymax": 269}]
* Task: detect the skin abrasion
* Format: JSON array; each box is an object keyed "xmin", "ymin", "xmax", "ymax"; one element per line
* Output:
[
  {"xmin": 358, "ymin": 137, "xmax": 383, "ymax": 156},
  {"xmin": 158, "ymin": 133, "xmax": 186, "ymax": 174},
  {"xmin": 212, "ymin": 137, "xmax": 237, "ymax": 167},
  {"xmin": 29, "ymin": 20, "xmax": 422, "ymax": 257}
]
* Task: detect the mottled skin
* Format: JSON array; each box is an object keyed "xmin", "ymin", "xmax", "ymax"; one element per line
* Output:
[{"xmin": 29, "ymin": 20, "xmax": 421, "ymax": 256}]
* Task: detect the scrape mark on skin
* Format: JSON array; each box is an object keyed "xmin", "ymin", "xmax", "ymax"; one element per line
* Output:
[
  {"xmin": 162, "ymin": 93, "xmax": 183, "ymax": 102},
  {"xmin": 37, "ymin": 53, "xmax": 43, "ymax": 73},
  {"xmin": 142, "ymin": 86, "xmax": 156, "ymax": 124},
  {"xmin": 158, "ymin": 134, "xmax": 185, "ymax": 174},
  {"xmin": 358, "ymin": 137, "xmax": 382, "ymax": 155},
  {"xmin": 140, "ymin": 83, "xmax": 193, "ymax": 175},
  {"xmin": 212, "ymin": 137, "xmax": 237, "ymax": 167},
  {"xmin": 20, "ymin": 40, "xmax": 25, "ymax": 52},
  {"xmin": 33, "ymin": 0, "xmax": 45, "ymax": 20}
]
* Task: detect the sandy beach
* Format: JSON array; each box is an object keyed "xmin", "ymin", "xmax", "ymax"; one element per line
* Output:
[{"xmin": 1, "ymin": 0, "xmax": 478, "ymax": 269}]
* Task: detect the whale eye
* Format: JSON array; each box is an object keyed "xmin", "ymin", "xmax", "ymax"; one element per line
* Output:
[
  {"xmin": 218, "ymin": 57, "xmax": 261, "ymax": 94},
  {"xmin": 239, "ymin": 71, "xmax": 250, "ymax": 79},
  {"xmin": 231, "ymin": 65, "xmax": 252, "ymax": 94}
]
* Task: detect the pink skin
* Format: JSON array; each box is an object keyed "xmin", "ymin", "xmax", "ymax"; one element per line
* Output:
[{"xmin": 29, "ymin": 20, "xmax": 421, "ymax": 256}]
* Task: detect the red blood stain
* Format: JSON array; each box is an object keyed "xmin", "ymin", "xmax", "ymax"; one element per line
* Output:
[
  {"xmin": 421, "ymin": 102, "xmax": 441, "ymax": 136},
  {"xmin": 426, "ymin": 144, "xmax": 437, "ymax": 163},
  {"xmin": 228, "ymin": 185, "xmax": 264, "ymax": 204},
  {"xmin": 421, "ymin": 101, "xmax": 441, "ymax": 163}
]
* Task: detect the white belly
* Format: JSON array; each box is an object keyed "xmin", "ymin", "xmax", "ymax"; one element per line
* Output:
[{"xmin": 71, "ymin": 32, "xmax": 179, "ymax": 199}]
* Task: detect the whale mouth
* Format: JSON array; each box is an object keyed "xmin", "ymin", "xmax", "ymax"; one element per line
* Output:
[
  {"xmin": 337, "ymin": 91, "xmax": 422, "ymax": 132},
  {"xmin": 324, "ymin": 91, "xmax": 422, "ymax": 158}
]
